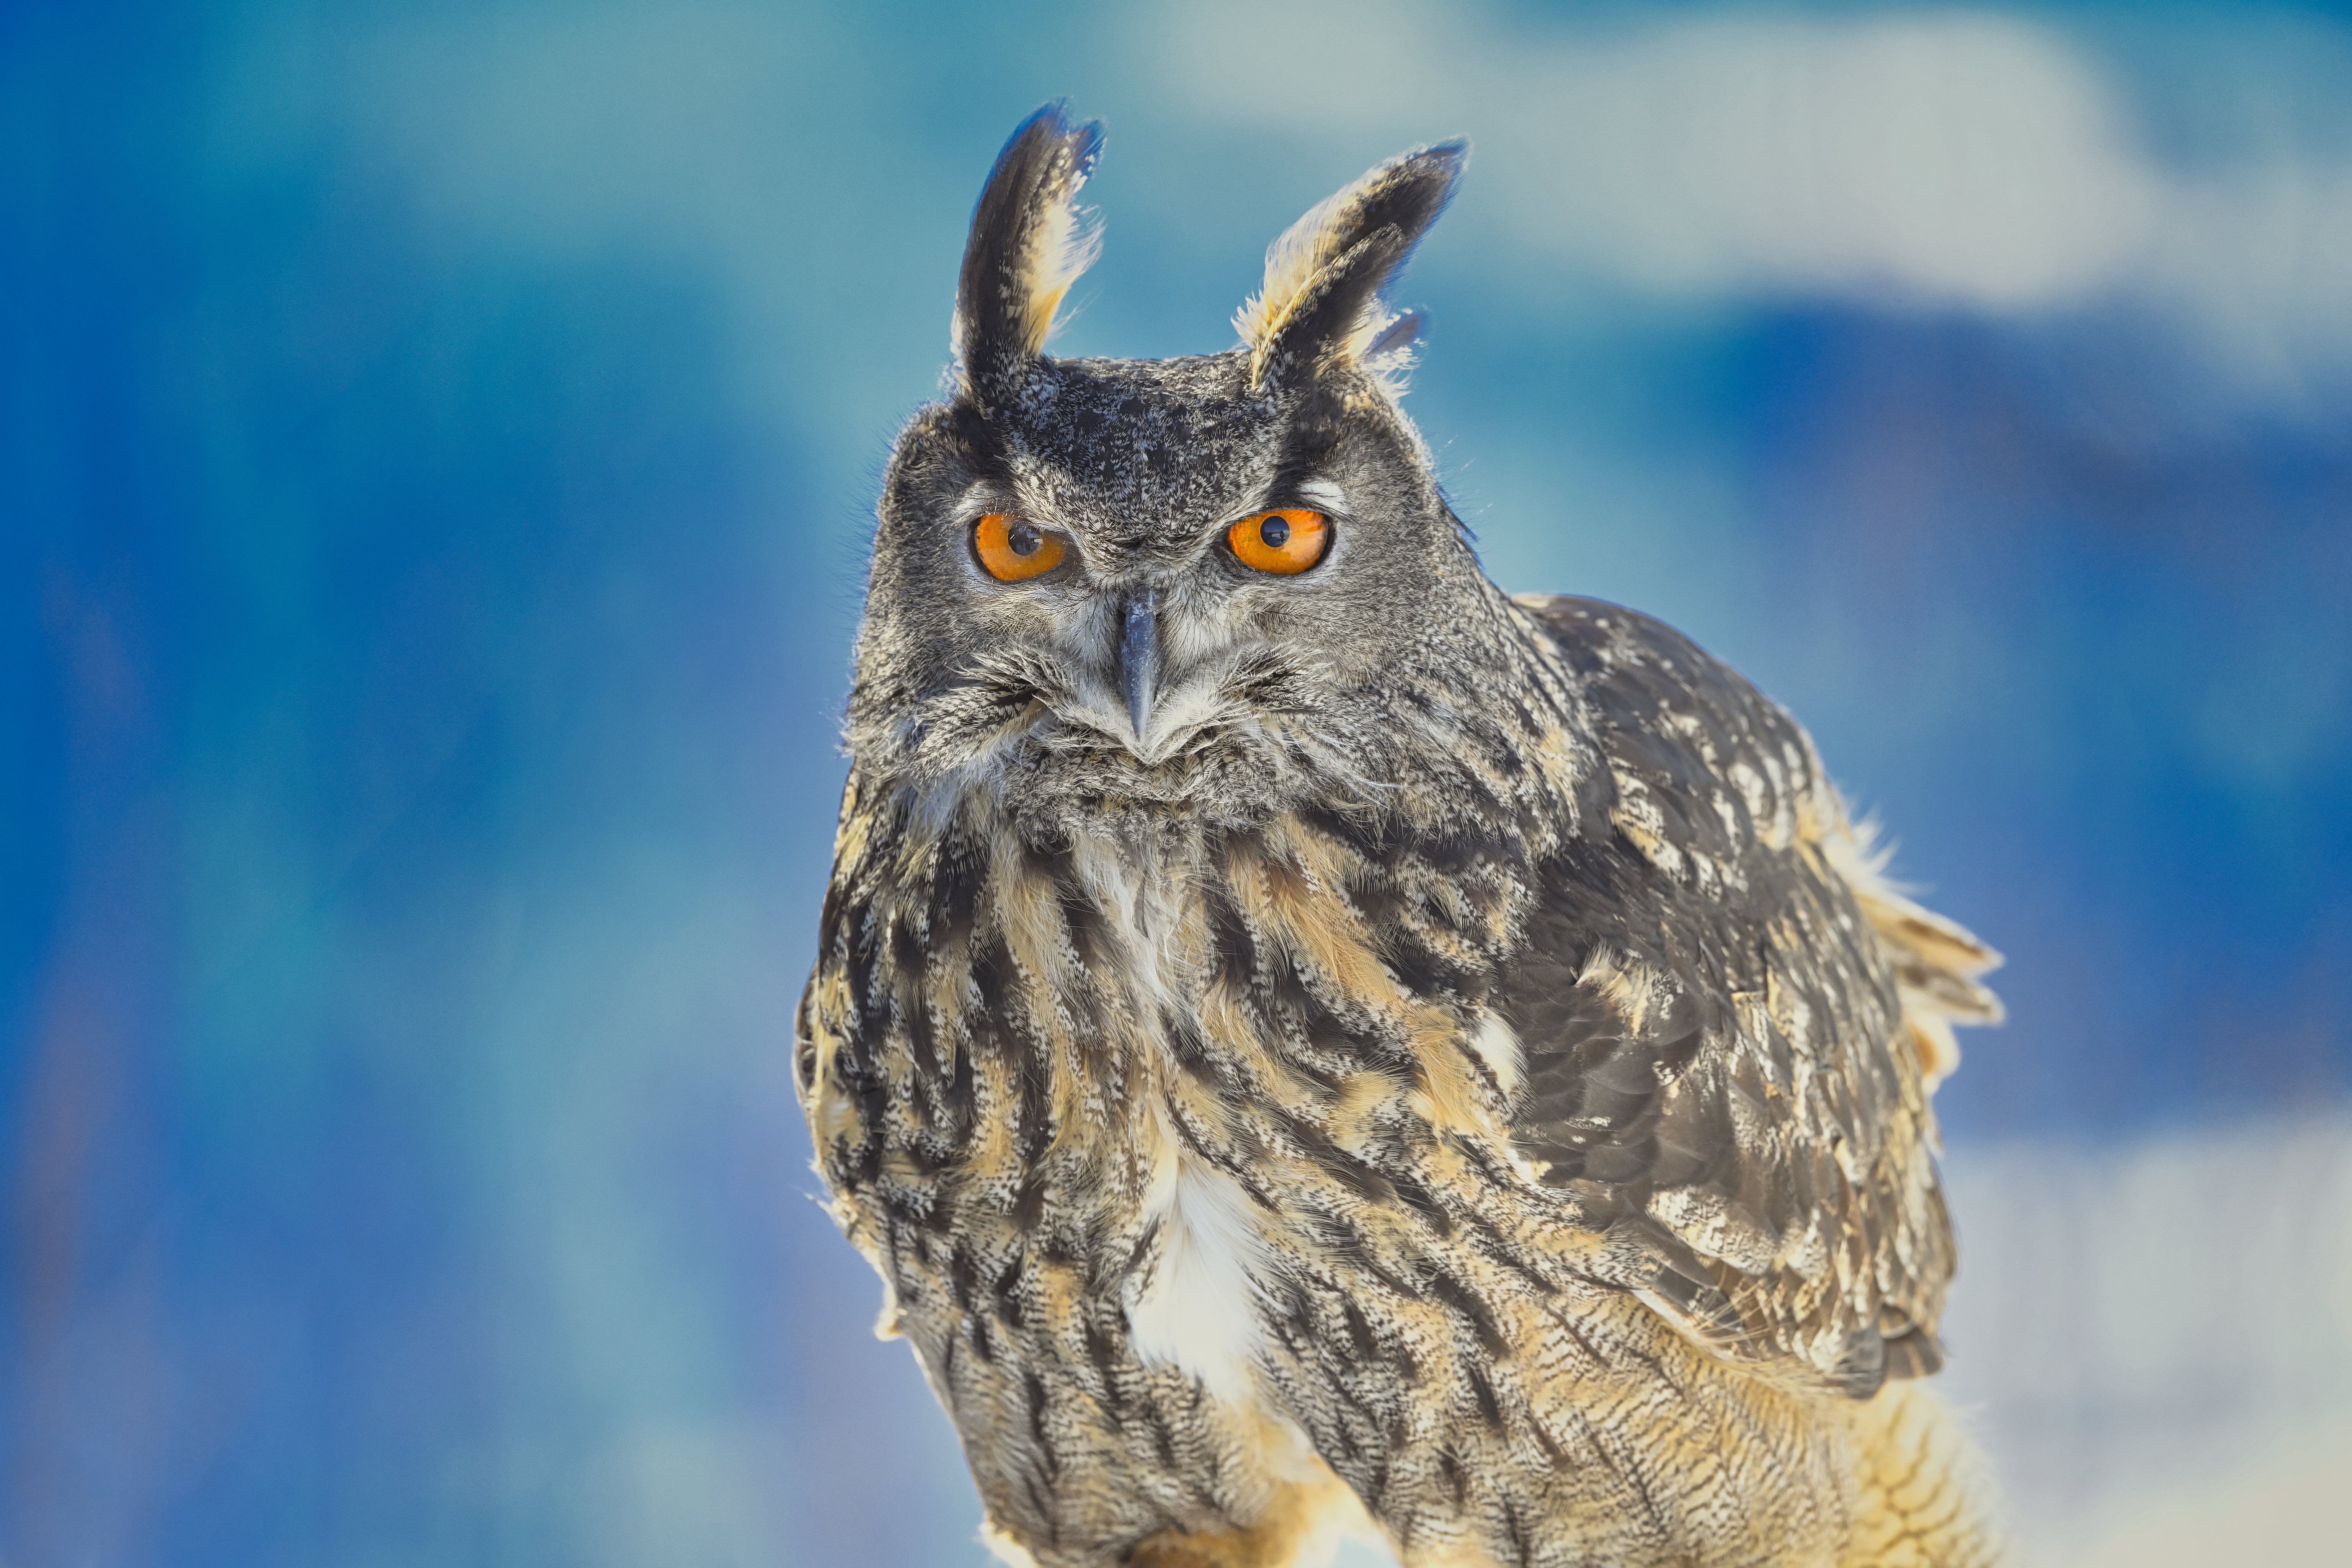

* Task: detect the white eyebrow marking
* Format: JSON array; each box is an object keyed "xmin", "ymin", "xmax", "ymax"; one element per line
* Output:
[
  {"xmin": 1297, "ymin": 477, "xmax": 1348, "ymax": 513},
  {"xmin": 952, "ymin": 479, "xmax": 1007, "ymax": 524}
]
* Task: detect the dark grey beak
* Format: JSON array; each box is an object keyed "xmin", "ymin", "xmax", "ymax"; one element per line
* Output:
[{"xmin": 1118, "ymin": 591, "xmax": 1158, "ymax": 745}]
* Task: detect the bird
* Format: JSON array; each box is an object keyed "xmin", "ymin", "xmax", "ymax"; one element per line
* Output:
[{"xmin": 795, "ymin": 103, "xmax": 2008, "ymax": 1568}]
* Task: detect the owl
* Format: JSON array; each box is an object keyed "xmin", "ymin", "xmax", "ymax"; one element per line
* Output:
[{"xmin": 796, "ymin": 104, "xmax": 2007, "ymax": 1568}]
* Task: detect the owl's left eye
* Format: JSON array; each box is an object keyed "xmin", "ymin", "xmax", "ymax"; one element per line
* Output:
[
  {"xmin": 973, "ymin": 512, "xmax": 1067, "ymax": 581},
  {"xmin": 1227, "ymin": 510, "xmax": 1330, "ymax": 575}
]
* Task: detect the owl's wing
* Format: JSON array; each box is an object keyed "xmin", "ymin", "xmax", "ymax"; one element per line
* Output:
[{"xmin": 1498, "ymin": 595, "xmax": 2000, "ymax": 1396}]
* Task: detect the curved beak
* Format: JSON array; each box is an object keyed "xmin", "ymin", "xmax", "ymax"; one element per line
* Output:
[{"xmin": 1117, "ymin": 590, "xmax": 1158, "ymax": 748}]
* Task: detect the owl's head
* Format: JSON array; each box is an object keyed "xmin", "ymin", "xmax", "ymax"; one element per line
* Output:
[{"xmin": 849, "ymin": 105, "xmax": 1494, "ymax": 835}]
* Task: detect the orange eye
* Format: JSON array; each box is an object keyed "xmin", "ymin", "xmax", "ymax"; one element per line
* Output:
[
  {"xmin": 1227, "ymin": 510, "xmax": 1330, "ymax": 575},
  {"xmin": 973, "ymin": 512, "xmax": 1066, "ymax": 582}
]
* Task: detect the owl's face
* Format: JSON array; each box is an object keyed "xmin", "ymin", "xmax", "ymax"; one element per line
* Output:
[{"xmin": 846, "ymin": 109, "xmax": 1479, "ymax": 832}]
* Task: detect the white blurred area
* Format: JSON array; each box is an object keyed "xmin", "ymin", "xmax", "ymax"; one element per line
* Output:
[
  {"xmin": 1941, "ymin": 1120, "xmax": 2352, "ymax": 1565},
  {"xmin": 1155, "ymin": 2, "xmax": 2352, "ymax": 401}
]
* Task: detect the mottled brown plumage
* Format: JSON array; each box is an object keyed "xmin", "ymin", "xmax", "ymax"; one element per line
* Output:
[{"xmin": 796, "ymin": 105, "xmax": 2007, "ymax": 1567}]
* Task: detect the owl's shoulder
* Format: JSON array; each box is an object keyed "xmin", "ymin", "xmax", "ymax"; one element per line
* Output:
[
  {"xmin": 1496, "ymin": 593, "xmax": 1957, "ymax": 1395},
  {"xmin": 1514, "ymin": 593, "xmax": 1821, "ymax": 864}
]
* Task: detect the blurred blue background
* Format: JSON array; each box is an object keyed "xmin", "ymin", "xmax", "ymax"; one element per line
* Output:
[{"xmin": 7, "ymin": 2, "xmax": 2350, "ymax": 1564}]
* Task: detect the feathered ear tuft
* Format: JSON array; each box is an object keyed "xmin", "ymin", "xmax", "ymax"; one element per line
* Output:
[
  {"xmin": 1235, "ymin": 141, "xmax": 1465, "ymax": 390},
  {"xmin": 952, "ymin": 103, "xmax": 1104, "ymax": 406}
]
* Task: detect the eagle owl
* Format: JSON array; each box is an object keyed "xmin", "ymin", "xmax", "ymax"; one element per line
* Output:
[{"xmin": 796, "ymin": 105, "xmax": 2007, "ymax": 1568}]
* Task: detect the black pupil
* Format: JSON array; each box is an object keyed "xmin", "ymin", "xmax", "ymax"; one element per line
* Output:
[
  {"xmin": 1258, "ymin": 515, "xmax": 1292, "ymax": 549},
  {"xmin": 1007, "ymin": 524, "xmax": 1041, "ymax": 557}
]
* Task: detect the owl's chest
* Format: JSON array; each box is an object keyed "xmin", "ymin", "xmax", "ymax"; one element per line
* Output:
[
  {"xmin": 978, "ymin": 822, "xmax": 1509, "ymax": 1367},
  {"xmin": 1049, "ymin": 838, "xmax": 1281, "ymax": 1398},
  {"xmin": 814, "ymin": 794, "xmax": 1529, "ymax": 1391}
]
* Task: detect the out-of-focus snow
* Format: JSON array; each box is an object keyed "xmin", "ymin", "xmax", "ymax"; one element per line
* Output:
[
  {"xmin": 2073, "ymin": 1417, "xmax": 2352, "ymax": 1568},
  {"xmin": 1940, "ymin": 1119, "xmax": 2352, "ymax": 1565}
]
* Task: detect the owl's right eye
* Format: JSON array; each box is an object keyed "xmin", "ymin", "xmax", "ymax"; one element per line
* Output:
[
  {"xmin": 1227, "ymin": 510, "xmax": 1330, "ymax": 575},
  {"xmin": 973, "ymin": 512, "xmax": 1067, "ymax": 582}
]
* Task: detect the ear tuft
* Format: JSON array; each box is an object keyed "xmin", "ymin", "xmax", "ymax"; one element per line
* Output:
[
  {"xmin": 953, "ymin": 103, "xmax": 1105, "ymax": 403},
  {"xmin": 1235, "ymin": 141, "xmax": 1465, "ymax": 388}
]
